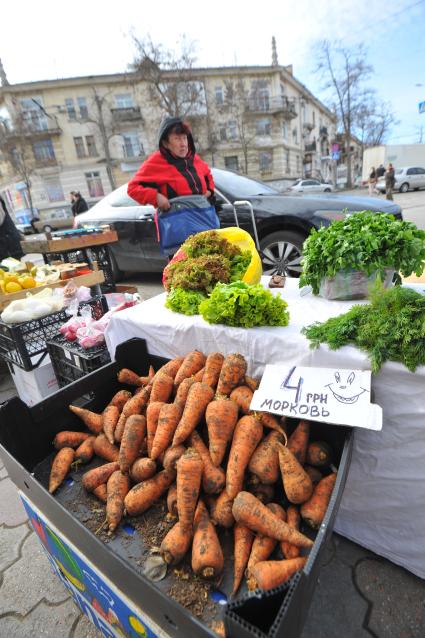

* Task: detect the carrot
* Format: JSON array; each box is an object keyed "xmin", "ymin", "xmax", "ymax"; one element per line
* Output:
[
  {"xmin": 93, "ymin": 434, "xmax": 119, "ymax": 462},
  {"xmin": 162, "ymin": 445, "xmax": 186, "ymax": 471},
  {"xmin": 248, "ymin": 431, "xmax": 285, "ymax": 484},
  {"xmin": 49, "ymin": 447, "xmax": 74, "ymax": 493},
  {"xmin": 278, "ymin": 445, "xmax": 313, "ymax": 505},
  {"xmin": 130, "ymin": 457, "xmax": 157, "ymax": 483},
  {"xmin": 246, "ymin": 503, "xmax": 286, "ymax": 584},
  {"xmin": 106, "ymin": 470, "xmax": 130, "ymax": 532},
  {"xmin": 305, "ymin": 465, "xmax": 323, "ymax": 485},
  {"xmin": 202, "ymin": 352, "xmax": 224, "ymax": 389},
  {"xmin": 150, "ymin": 373, "xmax": 174, "ymax": 403},
  {"xmin": 124, "ymin": 469, "xmax": 176, "ymax": 516},
  {"xmin": 176, "ymin": 448, "xmax": 203, "ymax": 528},
  {"xmin": 114, "ymin": 412, "xmax": 127, "ymax": 444},
  {"xmin": 109, "ymin": 389, "xmax": 132, "ymax": 412},
  {"xmin": 205, "ymin": 398, "xmax": 239, "ymax": 467},
  {"xmin": 119, "ymin": 415, "xmax": 147, "ymax": 473},
  {"xmin": 192, "ymin": 500, "xmax": 224, "ymax": 578},
  {"xmin": 92, "ymin": 484, "xmax": 107, "ymax": 503},
  {"xmin": 194, "ymin": 367, "xmax": 205, "ymax": 382},
  {"xmin": 146, "ymin": 401, "xmax": 165, "ymax": 457},
  {"xmin": 139, "ymin": 365, "xmax": 155, "ymax": 385},
  {"xmin": 69, "ymin": 405, "xmax": 103, "ymax": 434},
  {"xmin": 174, "ymin": 376, "xmax": 196, "ymax": 411},
  {"xmin": 245, "ymin": 375, "xmax": 259, "ymax": 392},
  {"xmin": 81, "ymin": 461, "xmax": 119, "ymax": 492},
  {"xmin": 53, "ymin": 431, "xmax": 90, "ymax": 450},
  {"xmin": 229, "ymin": 385, "xmax": 253, "ymax": 414},
  {"xmin": 216, "ymin": 353, "xmax": 247, "ymax": 397},
  {"xmin": 151, "ymin": 403, "xmax": 182, "ymax": 461},
  {"xmin": 174, "ymin": 350, "xmax": 206, "ymax": 386},
  {"xmin": 189, "ymin": 431, "xmax": 225, "ymax": 495},
  {"xmin": 250, "ymin": 557, "xmax": 307, "ymax": 591},
  {"xmin": 102, "ymin": 405, "xmax": 120, "ymax": 445},
  {"xmin": 75, "ymin": 436, "xmax": 96, "ymax": 464},
  {"xmin": 172, "ymin": 382, "xmax": 214, "ymax": 447},
  {"xmin": 258, "ymin": 412, "xmax": 286, "ymax": 434},
  {"xmin": 123, "ymin": 385, "xmax": 152, "ymax": 417},
  {"xmin": 152, "ymin": 356, "xmax": 184, "ymax": 383},
  {"xmin": 117, "ymin": 368, "xmax": 144, "ymax": 386},
  {"xmin": 161, "ymin": 521, "xmax": 193, "ymax": 565},
  {"xmin": 306, "ymin": 441, "xmax": 333, "ymax": 467},
  {"xmin": 281, "ymin": 506, "xmax": 301, "ymax": 559},
  {"xmin": 167, "ymin": 483, "xmax": 178, "ymax": 516},
  {"xmin": 226, "ymin": 415, "xmax": 263, "ymax": 499},
  {"xmin": 300, "ymin": 472, "xmax": 337, "ymax": 529},
  {"xmin": 287, "ymin": 420, "xmax": 310, "ymax": 464},
  {"xmin": 232, "ymin": 523, "xmax": 254, "ymax": 596},
  {"xmin": 210, "ymin": 489, "xmax": 235, "ymax": 528},
  {"xmin": 232, "ymin": 491, "xmax": 313, "ymax": 548}
]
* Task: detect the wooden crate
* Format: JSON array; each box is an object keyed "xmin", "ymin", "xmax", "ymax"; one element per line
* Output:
[{"xmin": 20, "ymin": 230, "xmax": 118, "ymax": 254}]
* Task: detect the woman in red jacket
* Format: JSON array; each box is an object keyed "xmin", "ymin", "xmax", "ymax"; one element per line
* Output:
[{"xmin": 127, "ymin": 116, "xmax": 215, "ymax": 211}]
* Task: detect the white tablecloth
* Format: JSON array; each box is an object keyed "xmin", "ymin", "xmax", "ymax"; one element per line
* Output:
[{"xmin": 105, "ymin": 278, "xmax": 425, "ymax": 578}]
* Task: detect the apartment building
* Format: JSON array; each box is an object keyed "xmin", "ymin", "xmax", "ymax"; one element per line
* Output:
[{"xmin": 0, "ymin": 62, "xmax": 337, "ymax": 224}]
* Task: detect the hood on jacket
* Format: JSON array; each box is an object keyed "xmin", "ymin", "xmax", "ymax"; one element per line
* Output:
[{"xmin": 157, "ymin": 116, "xmax": 196, "ymax": 155}]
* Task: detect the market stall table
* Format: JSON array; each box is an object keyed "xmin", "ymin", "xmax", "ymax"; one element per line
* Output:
[
  {"xmin": 105, "ymin": 277, "xmax": 425, "ymax": 579},
  {"xmin": 20, "ymin": 229, "xmax": 118, "ymax": 294}
]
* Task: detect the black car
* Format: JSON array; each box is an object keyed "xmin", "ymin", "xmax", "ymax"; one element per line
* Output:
[{"xmin": 75, "ymin": 168, "xmax": 403, "ymax": 278}]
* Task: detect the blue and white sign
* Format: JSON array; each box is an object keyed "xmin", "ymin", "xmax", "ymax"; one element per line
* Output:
[
  {"xmin": 419, "ymin": 101, "xmax": 425, "ymax": 114},
  {"xmin": 331, "ymin": 151, "xmax": 340, "ymax": 161}
]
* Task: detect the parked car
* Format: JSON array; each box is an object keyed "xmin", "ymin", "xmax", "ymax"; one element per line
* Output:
[
  {"xmin": 376, "ymin": 166, "xmax": 425, "ymax": 194},
  {"xmin": 287, "ymin": 178, "xmax": 334, "ymax": 193},
  {"xmin": 74, "ymin": 168, "xmax": 403, "ymax": 278}
]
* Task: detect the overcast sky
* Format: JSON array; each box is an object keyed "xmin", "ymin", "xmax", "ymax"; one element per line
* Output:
[{"xmin": 2, "ymin": 0, "xmax": 425, "ymax": 145}]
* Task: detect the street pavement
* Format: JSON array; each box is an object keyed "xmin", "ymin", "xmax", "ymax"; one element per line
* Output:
[{"xmin": 0, "ymin": 189, "xmax": 424, "ymax": 637}]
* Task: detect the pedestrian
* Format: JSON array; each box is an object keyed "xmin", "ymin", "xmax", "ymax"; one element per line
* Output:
[
  {"xmin": 0, "ymin": 196, "xmax": 24, "ymax": 261},
  {"xmin": 385, "ymin": 163, "xmax": 395, "ymax": 201},
  {"xmin": 70, "ymin": 191, "xmax": 89, "ymax": 216},
  {"xmin": 376, "ymin": 164, "xmax": 385, "ymax": 179},
  {"xmin": 368, "ymin": 167, "xmax": 377, "ymax": 196}
]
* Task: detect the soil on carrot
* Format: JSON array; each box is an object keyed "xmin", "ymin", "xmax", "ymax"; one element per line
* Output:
[{"xmin": 169, "ymin": 565, "xmax": 217, "ymax": 619}]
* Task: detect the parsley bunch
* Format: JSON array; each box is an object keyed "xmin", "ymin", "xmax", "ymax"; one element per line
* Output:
[
  {"xmin": 199, "ymin": 281, "xmax": 290, "ymax": 328},
  {"xmin": 302, "ymin": 284, "xmax": 425, "ymax": 372},
  {"xmin": 299, "ymin": 211, "xmax": 425, "ymax": 295}
]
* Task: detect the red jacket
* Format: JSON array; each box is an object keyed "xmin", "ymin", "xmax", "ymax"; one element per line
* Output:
[{"xmin": 127, "ymin": 149, "xmax": 215, "ymax": 207}]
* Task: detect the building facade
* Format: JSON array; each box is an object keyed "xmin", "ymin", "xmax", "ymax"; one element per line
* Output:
[{"xmin": 0, "ymin": 63, "xmax": 337, "ymax": 224}]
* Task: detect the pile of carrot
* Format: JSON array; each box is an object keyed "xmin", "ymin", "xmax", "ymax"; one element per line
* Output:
[{"xmin": 49, "ymin": 350, "xmax": 338, "ymax": 597}]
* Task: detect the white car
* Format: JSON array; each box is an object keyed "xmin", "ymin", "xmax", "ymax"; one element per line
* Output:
[
  {"xmin": 376, "ymin": 166, "xmax": 425, "ymax": 194},
  {"xmin": 287, "ymin": 178, "xmax": 334, "ymax": 193}
]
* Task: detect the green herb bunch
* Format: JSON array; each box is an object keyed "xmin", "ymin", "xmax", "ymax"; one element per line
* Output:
[
  {"xmin": 181, "ymin": 230, "xmax": 240, "ymax": 259},
  {"xmin": 199, "ymin": 281, "xmax": 290, "ymax": 328},
  {"xmin": 166, "ymin": 254, "xmax": 231, "ymax": 292},
  {"xmin": 299, "ymin": 211, "xmax": 425, "ymax": 295},
  {"xmin": 302, "ymin": 284, "xmax": 425, "ymax": 372}
]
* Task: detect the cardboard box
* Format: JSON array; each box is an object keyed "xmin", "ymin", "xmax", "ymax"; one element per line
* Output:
[{"xmin": 9, "ymin": 356, "xmax": 59, "ymax": 406}]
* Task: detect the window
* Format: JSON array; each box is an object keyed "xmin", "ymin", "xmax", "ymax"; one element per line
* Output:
[
  {"xmin": 285, "ymin": 151, "xmax": 290, "ymax": 174},
  {"xmin": 73, "ymin": 136, "xmax": 86, "ymax": 158},
  {"xmin": 312, "ymin": 111, "xmax": 316, "ymax": 126},
  {"xmin": 215, "ymin": 86, "xmax": 224, "ymax": 105},
  {"xmin": 251, "ymin": 80, "xmax": 270, "ymax": 111},
  {"xmin": 224, "ymin": 156, "xmax": 239, "ymax": 172},
  {"xmin": 416, "ymin": 167, "xmax": 425, "ymax": 174},
  {"xmin": 406, "ymin": 168, "xmax": 416, "ymax": 175},
  {"xmin": 65, "ymin": 98, "xmax": 77, "ymax": 120},
  {"xmin": 296, "ymin": 155, "xmax": 300, "ymax": 173},
  {"xmin": 85, "ymin": 135, "xmax": 98, "ymax": 157},
  {"xmin": 43, "ymin": 176, "xmax": 64, "ymax": 203},
  {"xmin": 256, "ymin": 118, "xmax": 271, "ymax": 136},
  {"xmin": 20, "ymin": 97, "xmax": 48, "ymax": 131},
  {"xmin": 77, "ymin": 97, "xmax": 88, "ymax": 119},
  {"xmin": 282, "ymin": 122, "xmax": 288, "ymax": 140},
  {"xmin": 85, "ymin": 171, "xmax": 104, "ymax": 198},
  {"xmin": 259, "ymin": 151, "xmax": 273, "ymax": 173},
  {"xmin": 123, "ymin": 132, "xmax": 142, "ymax": 158},
  {"xmin": 115, "ymin": 93, "xmax": 134, "ymax": 108},
  {"xmin": 228, "ymin": 120, "xmax": 238, "ymax": 140},
  {"xmin": 293, "ymin": 128, "xmax": 298, "ymax": 144},
  {"xmin": 32, "ymin": 139, "xmax": 55, "ymax": 161},
  {"xmin": 219, "ymin": 126, "xmax": 227, "ymax": 142}
]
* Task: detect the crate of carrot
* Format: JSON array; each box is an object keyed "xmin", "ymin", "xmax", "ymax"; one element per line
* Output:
[{"xmin": 0, "ymin": 337, "xmax": 353, "ymax": 638}]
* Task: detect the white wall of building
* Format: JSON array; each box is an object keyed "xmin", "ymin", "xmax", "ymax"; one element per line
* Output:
[{"xmin": 363, "ymin": 144, "xmax": 425, "ymax": 180}]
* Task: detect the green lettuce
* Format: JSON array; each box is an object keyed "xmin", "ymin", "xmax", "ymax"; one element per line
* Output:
[{"xmin": 165, "ymin": 287, "xmax": 207, "ymax": 315}]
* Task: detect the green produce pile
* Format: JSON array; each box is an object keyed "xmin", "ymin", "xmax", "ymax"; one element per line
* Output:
[
  {"xmin": 164, "ymin": 231, "xmax": 251, "ymax": 315},
  {"xmin": 199, "ymin": 281, "xmax": 290, "ymax": 328},
  {"xmin": 302, "ymin": 284, "xmax": 425, "ymax": 372},
  {"xmin": 299, "ymin": 211, "xmax": 425, "ymax": 295}
]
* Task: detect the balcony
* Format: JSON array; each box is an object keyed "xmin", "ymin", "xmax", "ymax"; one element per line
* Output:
[
  {"xmin": 304, "ymin": 141, "xmax": 317, "ymax": 153},
  {"xmin": 303, "ymin": 121, "xmax": 315, "ymax": 133},
  {"xmin": 0, "ymin": 119, "xmax": 62, "ymax": 140},
  {"xmin": 319, "ymin": 126, "xmax": 328, "ymax": 139},
  {"xmin": 111, "ymin": 107, "xmax": 143, "ymax": 123},
  {"xmin": 245, "ymin": 96, "xmax": 297, "ymax": 119},
  {"xmin": 34, "ymin": 157, "xmax": 58, "ymax": 169}
]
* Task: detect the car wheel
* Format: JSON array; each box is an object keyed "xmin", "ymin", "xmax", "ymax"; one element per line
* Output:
[
  {"xmin": 43, "ymin": 224, "xmax": 53, "ymax": 233},
  {"xmin": 107, "ymin": 247, "xmax": 123, "ymax": 282},
  {"xmin": 399, "ymin": 183, "xmax": 409, "ymax": 193},
  {"xmin": 260, "ymin": 230, "xmax": 306, "ymax": 277},
  {"xmin": 324, "ymin": 188, "xmax": 331, "ymax": 192}
]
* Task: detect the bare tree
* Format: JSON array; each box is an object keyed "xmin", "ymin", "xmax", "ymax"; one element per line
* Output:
[
  {"xmin": 129, "ymin": 34, "xmax": 206, "ymax": 118},
  {"xmin": 356, "ymin": 99, "xmax": 398, "ymax": 151},
  {"xmin": 220, "ymin": 78, "xmax": 257, "ymax": 174}
]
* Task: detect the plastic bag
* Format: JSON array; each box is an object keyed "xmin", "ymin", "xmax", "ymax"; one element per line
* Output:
[{"xmin": 319, "ymin": 268, "xmax": 395, "ymax": 301}]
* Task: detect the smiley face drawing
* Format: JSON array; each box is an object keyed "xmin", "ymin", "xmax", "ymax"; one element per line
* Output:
[{"xmin": 325, "ymin": 371, "xmax": 368, "ymax": 404}]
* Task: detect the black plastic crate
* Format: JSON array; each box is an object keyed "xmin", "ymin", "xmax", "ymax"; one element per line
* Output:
[
  {"xmin": 0, "ymin": 338, "xmax": 353, "ymax": 638},
  {"xmin": 0, "ymin": 295, "xmax": 108, "ymax": 371},
  {"xmin": 47, "ymin": 334, "xmax": 111, "ymax": 387}
]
